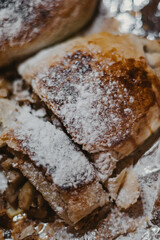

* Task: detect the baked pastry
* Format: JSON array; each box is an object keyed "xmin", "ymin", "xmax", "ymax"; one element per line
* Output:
[
  {"xmin": 0, "ymin": 99, "xmax": 108, "ymax": 226},
  {"xmin": 0, "ymin": 192, "xmax": 145, "ymax": 240},
  {"xmin": 18, "ymin": 32, "xmax": 160, "ymax": 180},
  {"xmin": 0, "ymin": 0, "xmax": 98, "ymax": 67}
]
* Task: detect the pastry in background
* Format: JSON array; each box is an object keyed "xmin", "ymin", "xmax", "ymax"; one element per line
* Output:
[{"xmin": 0, "ymin": 0, "xmax": 98, "ymax": 67}]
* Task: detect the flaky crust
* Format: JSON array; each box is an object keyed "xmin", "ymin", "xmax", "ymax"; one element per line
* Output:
[
  {"xmin": 0, "ymin": 99, "xmax": 108, "ymax": 226},
  {"xmin": 0, "ymin": 0, "xmax": 98, "ymax": 67},
  {"xmin": 19, "ymin": 32, "xmax": 160, "ymax": 157},
  {"xmin": 5, "ymin": 156, "xmax": 107, "ymax": 225}
]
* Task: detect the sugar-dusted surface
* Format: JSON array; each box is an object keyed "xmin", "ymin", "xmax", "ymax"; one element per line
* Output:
[
  {"xmin": 3, "ymin": 106, "xmax": 95, "ymax": 189},
  {"xmin": 12, "ymin": 138, "xmax": 159, "ymax": 240},
  {"xmin": 0, "ymin": 0, "xmax": 57, "ymax": 46},
  {"xmin": 32, "ymin": 48, "xmax": 156, "ymax": 153}
]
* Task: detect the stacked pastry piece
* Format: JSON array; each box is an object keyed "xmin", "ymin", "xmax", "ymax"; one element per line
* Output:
[
  {"xmin": 0, "ymin": 32, "xmax": 160, "ymax": 231},
  {"xmin": 18, "ymin": 32, "xmax": 160, "ymax": 180},
  {"xmin": 0, "ymin": 99, "xmax": 108, "ymax": 226}
]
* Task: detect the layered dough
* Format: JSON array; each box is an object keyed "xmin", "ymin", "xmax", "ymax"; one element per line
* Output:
[
  {"xmin": 0, "ymin": 99, "xmax": 108, "ymax": 226},
  {"xmin": 18, "ymin": 32, "xmax": 160, "ymax": 180},
  {"xmin": 0, "ymin": 0, "xmax": 98, "ymax": 67}
]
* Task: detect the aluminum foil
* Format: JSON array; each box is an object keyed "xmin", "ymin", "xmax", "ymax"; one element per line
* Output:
[
  {"xmin": 142, "ymin": 226, "xmax": 160, "ymax": 240},
  {"xmin": 85, "ymin": 0, "xmax": 160, "ymax": 39}
]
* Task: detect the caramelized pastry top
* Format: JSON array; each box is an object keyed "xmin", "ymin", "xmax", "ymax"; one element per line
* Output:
[
  {"xmin": 36, "ymin": 52, "xmax": 156, "ymax": 152},
  {"xmin": 19, "ymin": 33, "xmax": 160, "ymax": 154}
]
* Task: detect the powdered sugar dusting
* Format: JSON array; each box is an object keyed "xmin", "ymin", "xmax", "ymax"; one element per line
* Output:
[
  {"xmin": 0, "ymin": 0, "xmax": 58, "ymax": 46},
  {"xmin": 32, "ymin": 50, "xmax": 153, "ymax": 153},
  {"xmin": 11, "ymin": 107, "xmax": 95, "ymax": 189},
  {"xmin": 0, "ymin": 6, "xmax": 22, "ymax": 43}
]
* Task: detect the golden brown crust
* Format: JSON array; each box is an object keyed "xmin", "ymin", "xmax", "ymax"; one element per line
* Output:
[
  {"xmin": 0, "ymin": 0, "xmax": 98, "ymax": 67},
  {"xmin": 0, "ymin": 131, "xmax": 108, "ymax": 226},
  {"xmin": 19, "ymin": 32, "xmax": 160, "ymax": 156},
  {"xmin": 0, "ymin": 99, "xmax": 108, "ymax": 226}
]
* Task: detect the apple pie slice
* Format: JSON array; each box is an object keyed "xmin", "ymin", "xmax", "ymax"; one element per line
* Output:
[
  {"xmin": 0, "ymin": 99, "xmax": 108, "ymax": 226},
  {"xmin": 18, "ymin": 32, "xmax": 160, "ymax": 181}
]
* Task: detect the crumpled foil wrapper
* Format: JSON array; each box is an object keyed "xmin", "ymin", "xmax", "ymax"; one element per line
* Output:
[
  {"xmin": 115, "ymin": 138, "xmax": 160, "ymax": 240},
  {"xmin": 142, "ymin": 226, "xmax": 160, "ymax": 240},
  {"xmin": 85, "ymin": 0, "xmax": 160, "ymax": 39}
]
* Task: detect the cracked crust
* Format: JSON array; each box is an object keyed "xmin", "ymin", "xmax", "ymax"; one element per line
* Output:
[
  {"xmin": 19, "ymin": 32, "xmax": 160, "ymax": 157},
  {"xmin": 0, "ymin": 99, "xmax": 108, "ymax": 226}
]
